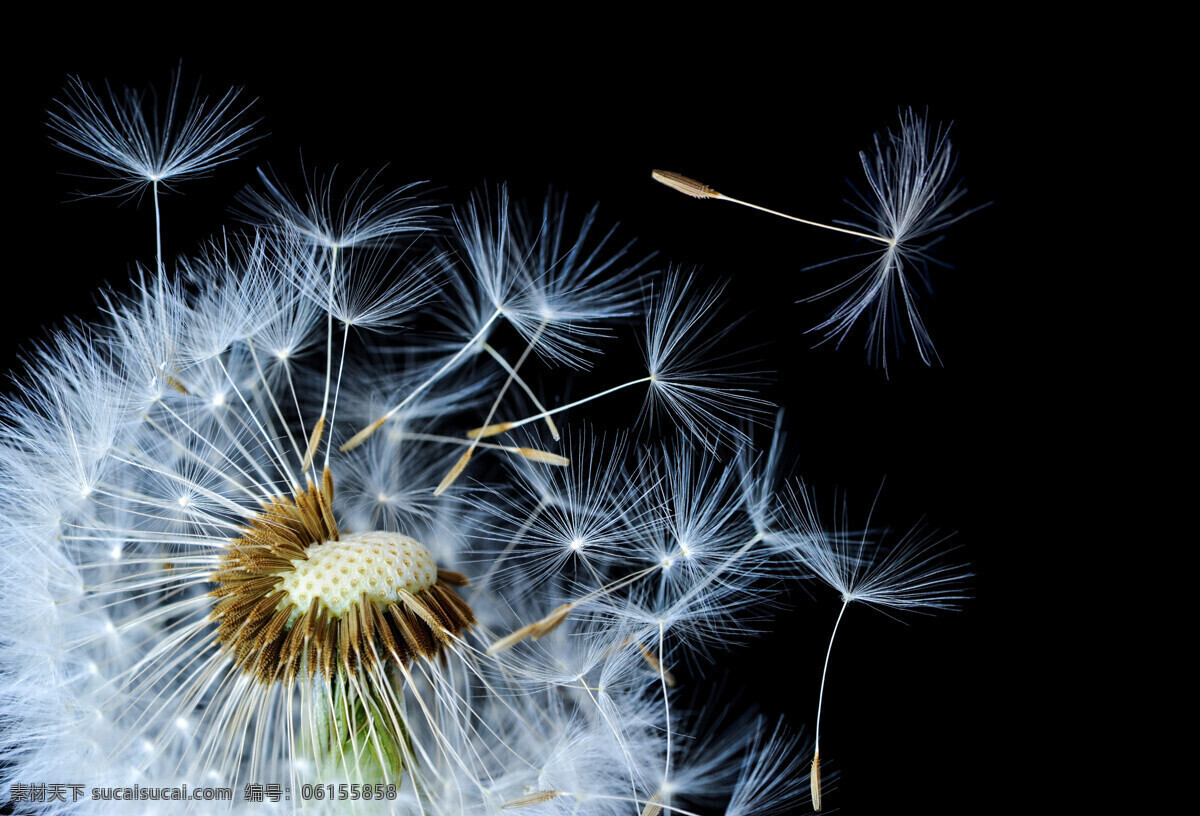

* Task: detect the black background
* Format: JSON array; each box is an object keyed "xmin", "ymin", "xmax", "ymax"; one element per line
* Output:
[{"xmin": 7, "ymin": 25, "xmax": 1053, "ymax": 815}]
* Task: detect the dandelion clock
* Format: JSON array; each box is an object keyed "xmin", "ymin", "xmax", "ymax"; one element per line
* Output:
[{"xmin": 2, "ymin": 63, "xmax": 978, "ymax": 816}]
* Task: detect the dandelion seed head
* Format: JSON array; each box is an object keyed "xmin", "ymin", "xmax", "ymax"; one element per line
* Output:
[{"xmin": 1, "ymin": 75, "xmax": 974, "ymax": 815}]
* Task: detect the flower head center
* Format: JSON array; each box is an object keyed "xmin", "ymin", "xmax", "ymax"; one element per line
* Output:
[
  {"xmin": 210, "ymin": 470, "xmax": 474, "ymax": 684},
  {"xmin": 277, "ymin": 532, "xmax": 437, "ymax": 624}
]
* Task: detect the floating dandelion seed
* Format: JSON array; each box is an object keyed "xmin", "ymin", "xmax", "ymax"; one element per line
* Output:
[
  {"xmin": 49, "ymin": 69, "xmax": 258, "ymax": 279},
  {"xmin": 778, "ymin": 483, "xmax": 970, "ymax": 810},
  {"xmin": 48, "ymin": 70, "xmax": 257, "ymax": 196},
  {"xmin": 654, "ymin": 108, "xmax": 977, "ymax": 372}
]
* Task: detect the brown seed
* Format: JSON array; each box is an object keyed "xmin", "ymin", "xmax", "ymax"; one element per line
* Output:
[
  {"xmin": 501, "ymin": 791, "xmax": 562, "ymax": 809},
  {"xmin": 435, "ymin": 448, "xmax": 473, "ymax": 496},
  {"xmin": 637, "ymin": 643, "xmax": 677, "ymax": 687},
  {"xmin": 640, "ymin": 792, "xmax": 664, "ymax": 816},
  {"xmin": 530, "ymin": 603, "xmax": 574, "ymax": 639},
  {"xmin": 467, "ymin": 421, "xmax": 515, "ymax": 439},
  {"xmin": 516, "ymin": 448, "xmax": 570, "ymax": 466},
  {"xmin": 651, "ymin": 170, "xmax": 720, "ymax": 199},
  {"xmin": 811, "ymin": 748, "xmax": 822, "ymax": 811},
  {"xmin": 301, "ymin": 415, "xmax": 325, "ymax": 472},
  {"xmin": 340, "ymin": 415, "xmax": 387, "ymax": 452}
]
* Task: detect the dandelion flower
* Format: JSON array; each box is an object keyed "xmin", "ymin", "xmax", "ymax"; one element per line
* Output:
[
  {"xmin": 2, "ymin": 87, "xmax": 714, "ymax": 816},
  {"xmin": 1, "ymin": 189, "xmax": 683, "ymax": 813},
  {"xmin": 2, "ymin": 73, "xmax": 970, "ymax": 816}
]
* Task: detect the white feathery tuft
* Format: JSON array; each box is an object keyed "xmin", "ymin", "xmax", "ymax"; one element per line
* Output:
[
  {"xmin": 805, "ymin": 109, "xmax": 977, "ymax": 372},
  {"xmin": 48, "ymin": 69, "xmax": 257, "ymax": 197}
]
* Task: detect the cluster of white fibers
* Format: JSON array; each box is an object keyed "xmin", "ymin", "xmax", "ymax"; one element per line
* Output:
[{"xmin": 1, "ymin": 73, "xmax": 967, "ymax": 816}]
